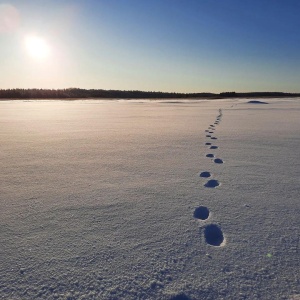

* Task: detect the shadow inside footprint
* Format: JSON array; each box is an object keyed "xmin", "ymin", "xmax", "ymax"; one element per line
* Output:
[
  {"xmin": 204, "ymin": 179, "xmax": 220, "ymax": 188},
  {"xmin": 210, "ymin": 146, "xmax": 218, "ymax": 149},
  {"xmin": 211, "ymin": 137, "xmax": 217, "ymax": 140},
  {"xmin": 206, "ymin": 154, "xmax": 214, "ymax": 158},
  {"xmin": 170, "ymin": 294, "xmax": 191, "ymax": 300},
  {"xmin": 214, "ymin": 158, "xmax": 223, "ymax": 164},
  {"xmin": 200, "ymin": 171, "xmax": 211, "ymax": 178},
  {"xmin": 204, "ymin": 224, "xmax": 224, "ymax": 246},
  {"xmin": 206, "ymin": 135, "xmax": 211, "ymax": 137},
  {"xmin": 205, "ymin": 142, "xmax": 212, "ymax": 145},
  {"xmin": 194, "ymin": 206, "xmax": 209, "ymax": 220}
]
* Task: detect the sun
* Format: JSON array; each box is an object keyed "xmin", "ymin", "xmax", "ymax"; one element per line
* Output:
[{"xmin": 24, "ymin": 35, "xmax": 51, "ymax": 59}]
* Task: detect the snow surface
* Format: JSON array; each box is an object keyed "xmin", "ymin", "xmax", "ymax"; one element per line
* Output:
[{"xmin": 0, "ymin": 98, "xmax": 299, "ymax": 299}]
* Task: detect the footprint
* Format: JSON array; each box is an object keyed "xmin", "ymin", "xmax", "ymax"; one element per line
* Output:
[
  {"xmin": 205, "ymin": 130, "xmax": 209, "ymax": 132},
  {"xmin": 210, "ymin": 125, "xmax": 215, "ymax": 127},
  {"xmin": 204, "ymin": 179, "xmax": 220, "ymax": 188},
  {"xmin": 206, "ymin": 154, "xmax": 214, "ymax": 158},
  {"xmin": 194, "ymin": 206, "xmax": 209, "ymax": 220},
  {"xmin": 214, "ymin": 158, "xmax": 223, "ymax": 164},
  {"xmin": 199, "ymin": 171, "xmax": 211, "ymax": 178},
  {"xmin": 210, "ymin": 146, "xmax": 218, "ymax": 149},
  {"xmin": 204, "ymin": 224, "xmax": 224, "ymax": 246},
  {"xmin": 209, "ymin": 131, "xmax": 214, "ymax": 134},
  {"xmin": 205, "ymin": 142, "xmax": 212, "ymax": 145},
  {"xmin": 211, "ymin": 137, "xmax": 217, "ymax": 140},
  {"xmin": 206, "ymin": 135, "xmax": 211, "ymax": 138}
]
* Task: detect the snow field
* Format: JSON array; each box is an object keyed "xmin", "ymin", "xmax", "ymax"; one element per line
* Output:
[{"xmin": 1, "ymin": 99, "xmax": 299, "ymax": 299}]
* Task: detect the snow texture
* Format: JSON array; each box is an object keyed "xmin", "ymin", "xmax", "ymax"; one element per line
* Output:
[{"xmin": 1, "ymin": 98, "xmax": 300, "ymax": 299}]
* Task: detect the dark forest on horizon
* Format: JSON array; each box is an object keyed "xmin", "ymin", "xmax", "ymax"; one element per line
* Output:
[{"xmin": 0, "ymin": 88, "xmax": 300, "ymax": 99}]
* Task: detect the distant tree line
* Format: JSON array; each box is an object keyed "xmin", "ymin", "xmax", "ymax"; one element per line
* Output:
[
  {"xmin": 0, "ymin": 88, "xmax": 215, "ymax": 99},
  {"xmin": 218, "ymin": 91, "xmax": 300, "ymax": 98},
  {"xmin": 0, "ymin": 88, "xmax": 299, "ymax": 99}
]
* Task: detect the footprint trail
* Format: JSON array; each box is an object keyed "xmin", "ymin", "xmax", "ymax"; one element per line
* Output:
[{"xmin": 196, "ymin": 108, "xmax": 225, "ymax": 246}]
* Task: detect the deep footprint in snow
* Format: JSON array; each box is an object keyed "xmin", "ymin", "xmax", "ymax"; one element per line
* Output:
[
  {"xmin": 205, "ymin": 142, "xmax": 212, "ymax": 145},
  {"xmin": 204, "ymin": 179, "xmax": 220, "ymax": 188},
  {"xmin": 206, "ymin": 135, "xmax": 211, "ymax": 137},
  {"xmin": 206, "ymin": 153, "xmax": 214, "ymax": 158},
  {"xmin": 210, "ymin": 146, "xmax": 218, "ymax": 149},
  {"xmin": 214, "ymin": 158, "xmax": 224, "ymax": 164},
  {"xmin": 211, "ymin": 137, "xmax": 217, "ymax": 140},
  {"xmin": 199, "ymin": 171, "xmax": 211, "ymax": 178},
  {"xmin": 194, "ymin": 206, "xmax": 210, "ymax": 220},
  {"xmin": 204, "ymin": 224, "xmax": 224, "ymax": 246}
]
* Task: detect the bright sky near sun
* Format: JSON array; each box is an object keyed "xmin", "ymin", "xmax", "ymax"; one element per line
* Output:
[{"xmin": 0, "ymin": 0, "xmax": 300, "ymax": 93}]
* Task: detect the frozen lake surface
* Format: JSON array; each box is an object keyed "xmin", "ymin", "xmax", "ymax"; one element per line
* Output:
[{"xmin": 1, "ymin": 98, "xmax": 300, "ymax": 299}]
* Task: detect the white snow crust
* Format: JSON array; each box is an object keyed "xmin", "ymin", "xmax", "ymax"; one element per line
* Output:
[{"xmin": 0, "ymin": 98, "xmax": 299, "ymax": 299}]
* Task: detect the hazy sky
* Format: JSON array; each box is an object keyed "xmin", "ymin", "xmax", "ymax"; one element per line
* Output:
[{"xmin": 0, "ymin": 0, "xmax": 299, "ymax": 93}]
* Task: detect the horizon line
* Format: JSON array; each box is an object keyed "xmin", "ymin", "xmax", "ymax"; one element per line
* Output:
[{"xmin": 1, "ymin": 88, "xmax": 300, "ymax": 95}]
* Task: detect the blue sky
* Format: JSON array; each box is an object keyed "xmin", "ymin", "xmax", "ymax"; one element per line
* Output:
[{"xmin": 0, "ymin": 0, "xmax": 299, "ymax": 92}]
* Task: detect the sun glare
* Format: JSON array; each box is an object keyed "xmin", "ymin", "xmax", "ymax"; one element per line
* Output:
[{"xmin": 25, "ymin": 35, "xmax": 51, "ymax": 59}]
